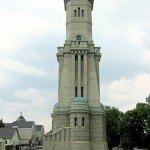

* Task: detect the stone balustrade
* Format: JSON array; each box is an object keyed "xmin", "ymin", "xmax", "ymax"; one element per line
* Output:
[{"xmin": 44, "ymin": 127, "xmax": 72, "ymax": 142}]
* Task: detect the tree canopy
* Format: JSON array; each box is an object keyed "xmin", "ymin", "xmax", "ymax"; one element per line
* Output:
[
  {"xmin": 105, "ymin": 106, "xmax": 123, "ymax": 149},
  {"xmin": 0, "ymin": 119, "xmax": 5, "ymax": 127},
  {"xmin": 105, "ymin": 94, "xmax": 150, "ymax": 149}
]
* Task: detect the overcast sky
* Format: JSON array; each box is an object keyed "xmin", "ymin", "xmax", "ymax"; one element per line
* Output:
[{"xmin": 0, "ymin": 0, "xmax": 150, "ymax": 132}]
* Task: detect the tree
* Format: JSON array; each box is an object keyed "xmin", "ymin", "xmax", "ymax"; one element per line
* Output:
[
  {"xmin": 0, "ymin": 119, "xmax": 5, "ymax": 127},
  {"xmin": 120, "ymin": 96, "xmax": 150, "ymax": 149},
  {"xmin": 136, "ymin": 96, "xmax": 150, "ymax": 148},
  {"xmin": 136, "ymin": 102, "xmax": 150, "ymax": 134},
  {"xmin": 104, "ymin": 94, "xmax": 150, "ymax": 149},
  {"xmin": 105, "ymin": 106, "xmax": 124, "ymax": 149},
  {"xmin": 120, "ymin": 109, "xmax": 146, "ymax": 149},
  {"xmin": 146, "ymin": 94, "xmax": 150, "ymax": 104}
]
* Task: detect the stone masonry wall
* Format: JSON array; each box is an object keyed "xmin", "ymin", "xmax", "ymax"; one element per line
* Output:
[
  {"xmin": 89, "ymin": 114, "xmax": 106, "ymax": 142},
  {"xmin": 52, "ymin": 114, "xmax": 70, "ymax": 132},
  {"xmin": 70, "ymin": 112, "xmax": 89, "ymax": 141}
]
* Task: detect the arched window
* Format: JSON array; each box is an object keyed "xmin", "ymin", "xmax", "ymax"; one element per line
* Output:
[
  {"xmin": 78, "ymin": 7, "xmax": 80, "ymax": 17},
  {"xmin": 82, "ymin": 10, "xmax": 84, "ymax": 17},
  {"xmin": 74, "ymin": 10, "xmax": 77, "ymax": 17}
]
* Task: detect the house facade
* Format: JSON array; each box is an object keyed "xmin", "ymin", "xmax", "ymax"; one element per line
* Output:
[
  {"xmin": 0, "ymin": 137, "xmax": 6, "ymax": 150},
  {"xmin": 35, "ymin": 125, "xmax": 45, "ymax": 146},
  {"xmin": 0, "ymin": 128, "xmax": 20, "ymax": 150},
  {"xmin": 6, "ymin": 114, "xmax": 44, "ymax": 149}
]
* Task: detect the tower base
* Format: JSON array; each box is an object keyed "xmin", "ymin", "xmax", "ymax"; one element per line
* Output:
[
  {"xmin": 43, "ymin": 140, "xmax": 107, "ymax": 150},
  {"xmin": 43, "ymin": 101, "xmax": 107, "ymax": 150}
]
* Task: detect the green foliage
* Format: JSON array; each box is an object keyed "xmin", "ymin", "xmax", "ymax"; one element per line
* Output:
[
  {"xmin": 146, "ymin": 94, "xmax": 150, "ymax": 104},
  {"xmin": 105, "ymin": 106, "xmax": 124, "ymax": 149},
  {"xmin": 0, "ymin": 119, "xmax": 5, "ymax": 127},
  {"xmin": 120, "ymin": 109, "xmax": 146, "ymax": 149},
  {"xmin": 105, "ymin": 94, "xmax": 150, "ymax": 149}
]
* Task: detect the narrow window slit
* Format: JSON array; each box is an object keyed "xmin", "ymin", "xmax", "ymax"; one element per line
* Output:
[
  {"xmin": 75, "ymin": 87, "xmax": 78, "ymax": 97},
  {"xmin": 82, "ymin": 10, "xmax": 84, "ymax": 17},
  {"xmin": 78, "ymin": 8, "xmax": 80, "ymax": 17},
  {"xmin": 81, "ymin": 87, "xmax": 83, "ymax": 97},
  {"xmin": 82, "ymin": 118, "xmax": 85, "ymax": 126},
  {"xmin": 74, "ymin": 118, "xmax": 77, "ymax": 126},
  {"xmin": 74, "ymin": 10, "xmax": 77, "ymax": 17}
]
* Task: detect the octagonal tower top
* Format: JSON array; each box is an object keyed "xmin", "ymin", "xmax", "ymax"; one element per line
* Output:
[
  {"xmin": 64, "ymin": 0, "xmax": 94, "ymax": 41},
  {"xmin": 64, "ymin": 0, "xmax": 94, "ymax": 10}
]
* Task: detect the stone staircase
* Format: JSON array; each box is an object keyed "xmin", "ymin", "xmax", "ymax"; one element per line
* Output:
[{"xmin": 44, "ymin": 127, "xmax": 72, "ymax": 142}]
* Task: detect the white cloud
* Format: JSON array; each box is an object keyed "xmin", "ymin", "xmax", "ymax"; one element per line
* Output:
[
  {"xmin": 0, "ymin": 87, "xmax": 57, "ymax": 132},
  {"xmin": 0, "ymin": 57, "xmax": 48, "ymax": 77},
  {"xmin": 101, "ymin": 73, "xmax": 150, "ymax": 112},
  {"xmin": 15, "ymin": 88, "xmax": 48, "ymax": 102},
  {"xmin": 95, "ymin": 0, "xmax": 120, "ymax": 10},
  {"xmin": 23, "ymin": 0, "xmax": 63, "ymax": 11},
  {"xmin": 128, "ymin": 23, "xmax": 147, "ymax": 46},
  {"xmin": 141, "ymin": 50, "xmax": 150, "ymax": 67},
  {"xmin": 37, "ymin": 118, "xmax": 52, "ymax": 133},
  {"xmin": 0, "ymin": 100, "xmax": 52, "ymax": 132},
  {"xmin": 0, "ymin": 73, "xmax": 18, "ymax": 89},
  {"xmin": 0, "ymin": 0, "xmax": 65, "ymax": 54}
]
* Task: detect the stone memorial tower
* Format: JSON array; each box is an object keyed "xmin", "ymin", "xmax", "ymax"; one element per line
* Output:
[{"xmin": 43, "ymin": 0, "xmax": 107, "ymax": 150}]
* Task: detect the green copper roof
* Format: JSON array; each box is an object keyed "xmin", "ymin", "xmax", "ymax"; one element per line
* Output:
[
  {"xmin": 54, "ymin": 103, "xmax": 58, "ymax": 108},
  {"xmin": 72, "ymin": 97, "xmax": 87, "ymax": 102},
  {"xmin": 70, "ymin": 97, "xmax": 89, "ymax": 111},
  {"xmin": 53, "ymin": 99, "xmax": 105, "ymax": 113}
]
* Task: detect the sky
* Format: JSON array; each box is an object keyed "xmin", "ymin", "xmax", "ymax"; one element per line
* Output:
[{"xmin": 0, "ymin": 0, "xmax": 150, "ymax": 133}]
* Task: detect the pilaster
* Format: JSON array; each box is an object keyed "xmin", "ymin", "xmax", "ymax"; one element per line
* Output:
[
  {"xmin": 71, "ymin": 53, "xmax": 75, "ymax": 99},
  {"xmin": 84, "ymin": 53, "xmax": 87, "ymax": 99},
  {"xmin": 78, "ymin": 54, "xmax": 81, "ymax": 97}
]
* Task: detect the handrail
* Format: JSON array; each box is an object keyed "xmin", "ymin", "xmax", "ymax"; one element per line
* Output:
[
  {"xmin": 45, "ymin": 127, "xmax": 72, "ymax": 136},
  {"xmin": 44, "ymin": 127, "xmax": 72, "ymax": 142}
]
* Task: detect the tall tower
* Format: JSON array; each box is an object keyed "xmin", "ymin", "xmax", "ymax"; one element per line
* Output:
[{"xmin": 43, "ymin": 0, "xmax": 107, "ymax": 150}]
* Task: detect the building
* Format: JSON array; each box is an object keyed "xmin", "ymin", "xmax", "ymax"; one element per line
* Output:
[
  {"xmin": 35, "ymin": 125, "xmax": 45, "ymax": 146},
  {"xmin": 0, "ymin": 128, "xmax": 20, "ymax": 150},
  {"xmin": 0, "ymin": 137, "xmax": 6, "ymax": 150},
  {"xmin": 6, "ymin": 114, "xmax": 44, "ymax": 149},
  {"xmin": 43, "ymin": 0, "xmax": 108, "ymax": 150}
]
